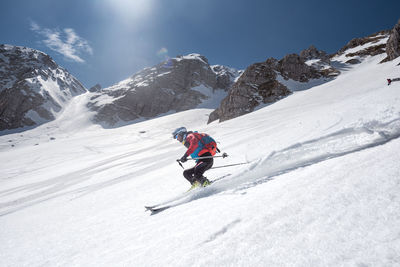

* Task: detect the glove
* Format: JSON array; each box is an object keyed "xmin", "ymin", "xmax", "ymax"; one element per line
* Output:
[{"xmin": 180, "ymin": 155, "xmax": 188, "ymax": 163}]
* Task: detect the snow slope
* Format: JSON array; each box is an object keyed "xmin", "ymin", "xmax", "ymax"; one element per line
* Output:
[{"xmin": 1, "ymin": 51, "xmax": 400, "ymax": 266}]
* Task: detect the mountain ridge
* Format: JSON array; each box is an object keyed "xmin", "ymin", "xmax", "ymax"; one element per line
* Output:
[{"xmin": 1, "ymin": 19, "xmax": 400, "ymax": 132}]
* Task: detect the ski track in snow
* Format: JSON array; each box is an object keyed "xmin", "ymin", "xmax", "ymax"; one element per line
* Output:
[
  {"xmin": 0, "ymin": 142, "xmax": 175, "ymax": 216},
  {"xmin": 202, "ymin": 219, "xmax": 241, "ymax": 244},
  {"xmin": 145, "ymin": 118, "xmax": 400, "ymax": 212},
  {"xmin": 2, "ymin": 116, "xmax": 400, "ymax": 217},
  {"xmin": 235, "ymin": 118, "xmax": 400, "ymax": 191}
]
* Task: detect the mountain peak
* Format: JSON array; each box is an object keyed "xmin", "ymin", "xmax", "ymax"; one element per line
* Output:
[
  {"xmin": 87, "ymin": 53, "xmax": 240, "ymax": 127},
  {"xmin": 173, "ymin": 53, "xmax": 209, "ymax": 65}
]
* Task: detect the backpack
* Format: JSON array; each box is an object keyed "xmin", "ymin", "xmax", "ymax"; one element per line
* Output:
[{"xmin": 192, "ymin": 132, "xmax": 218, "ymax": 156}]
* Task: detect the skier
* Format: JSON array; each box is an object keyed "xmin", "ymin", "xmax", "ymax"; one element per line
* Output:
[
  {"xmin": 172, "ymin": 127, "xmax": 218, "ymax": 189},
  {"xmin": 387, "ymin": 78, "xmax": 392, "ymax": 85}
]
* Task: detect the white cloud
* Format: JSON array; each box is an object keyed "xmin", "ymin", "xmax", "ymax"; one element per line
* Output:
[{"xmin": 30, "ymin": 21, "xmax": 93, "ymax": 63}]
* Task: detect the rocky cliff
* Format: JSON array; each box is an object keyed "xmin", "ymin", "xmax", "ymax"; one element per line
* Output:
[
  {"xmin": 385, "ymin": 19, "xmax": 400, "ymax": 62},
  {"xmin": 208, "ymin": 46, "xmax": 338, "ymax": 123},
  {"xmin": 0, "ymin": 45, "xmax": 86, "ymax": 131}
]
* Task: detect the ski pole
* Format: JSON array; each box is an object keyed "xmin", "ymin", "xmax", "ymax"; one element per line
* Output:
[
  {"xmin": 176, "ymin": 153, "xmax": 228, "ymax": 168},
  {"xmin": 188, "ymin": 152, "xmax": 228, "ymax": 161},
  {"xmin": 210, "ymin": 162, "xmax": 249, "ymax": 169}
]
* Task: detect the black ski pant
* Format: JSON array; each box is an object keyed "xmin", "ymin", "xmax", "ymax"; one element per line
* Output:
[{"xmin": 183, "ymin": 152, "xmax": 213, "ymax": 184}]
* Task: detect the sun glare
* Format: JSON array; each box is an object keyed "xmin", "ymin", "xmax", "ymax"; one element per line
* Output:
[{"xmin": 104, "ymin": 0, "xmax": 154, "ymax": 23}]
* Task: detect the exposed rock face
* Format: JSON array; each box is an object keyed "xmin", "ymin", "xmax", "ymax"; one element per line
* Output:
[
  {"xmin": 0, "ymin": 44, "xmax": 86, "ymax": 131},
  {"xmin": 300, "ymin": 45, "xmax": 330, "ymax": 62},
  {"xmin": 300, "ymin": 45, "xmax": 340, "ymax": 77},
  {"xmin": 337, "ymin": 30, "xmax": 389, "ymax": 55},
  {"xmin": 278, "ymin": 53, "xmax": 321, "ymax": 82},
  {"xmin": 211, "ymin": 65, "xmax": 243, "ymax": 90},
  {"xmin": 211, "ymin": 28, "xmax": 394, "ymax": 124},
  {"xmin": 346, "ymin": 58, "xmax": 361, "ymax": 64},
  {"xmin": 89, "ymin": 84, "xmax": 102, "ymax": 92},
  {"xmin": 88, "ymin": 54, "xmax": 240, "ymax": 126},
  {"xmin": 209, "ymin": 46, "xmax": 337, "ymax": 123},
  {"xmin": 209, "ymin": 59, "xmax": 291, "ymax": 122},
  {"xmin": 333, "ymin": 30, "xmax": 389, "ymax": 63},
  {"xmin": 385, "ymin": 19, "xmax": 400, "ymax": 61}
]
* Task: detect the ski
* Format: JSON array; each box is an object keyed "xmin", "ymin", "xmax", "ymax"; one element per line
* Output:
[
  {"xmin": 145, "ymin": 205, "xmax": 172, "ymax": 215},
  {"xmin": 210, "ymin": 173, "xmax": 231, "ymax": 183},
  {"xmin": 144, "ymin": 173, "xmax": 232, "ymax": 215}
]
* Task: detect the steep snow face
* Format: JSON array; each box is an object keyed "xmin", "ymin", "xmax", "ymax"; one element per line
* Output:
[
  {"xmin": 1, "ymin": 44, "xmax": 400, "ymax": 266},
  {"xmin": 0, "ymin": 45, "xmax": 86, "ymax": 131}
]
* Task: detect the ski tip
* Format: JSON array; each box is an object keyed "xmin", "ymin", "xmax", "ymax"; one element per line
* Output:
[
  {"xmin": 145, "ymin": 206, "xmax": 155, "ymax": 211},
  {"xmin": 147, "ymin": 206, "xmax": 170, "ymax": 215}
]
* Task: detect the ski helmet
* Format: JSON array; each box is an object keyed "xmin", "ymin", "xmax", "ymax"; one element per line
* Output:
[{"xmin": 172, "ymin": 127, "xmax": 187, "ymax": 140}]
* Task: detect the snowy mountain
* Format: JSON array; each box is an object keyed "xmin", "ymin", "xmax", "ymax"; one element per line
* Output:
[
  {"xmin": 1, "ymin": 21, "xmax": 400, "ymax": 266},
  {"xmin": 208, "ymin": 26, "xmax": 397, "ymax": 124},
  {"xmin": 87, "ymin": 54, "xmax": 241, "ymax": 127},
  {"xmin": 1, "ymin": 20, "xmax": 399, "ymax": 132},
  {"xmin": 0, "ymin": 45, "xmax": 87, "ymax": 131}
]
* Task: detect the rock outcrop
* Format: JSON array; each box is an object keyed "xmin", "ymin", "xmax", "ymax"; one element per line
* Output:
[
  {"xmin": 385, "ymin": 19, "xmax": 400, "ymax": 61},
  {"xmin": 278, "ymin": 53, "xmax": 322, "ymax": 82},
  {"xmin": 337, "ymin": 30, "xmax": 389, "ymax": 55},
  {"xmin": 332, "ymin": 30, "xmax": 389, "ymax": 63},
  {"xmin": 208, "ymin": 59, "xmax": 291, "ymax": 123},
  {"xmin": 300, "ymin": 45, "xmax": 330, "ymax": 63},
  {"xmin": 88, "ymin": 54, "xmax": 240, "ymax": 126},
  {"xmin": 211, "ymin": 65, "xmax": 243, "ymax": 89},
  {"xmin": 208, "ymin": 46, "xmax": 337, "ymax": 123},
  {"xmin": 0, "ymin": 45, "xmax": 86, "ymax": 131},
  {"xmin": 89, "ymin": 84, "xmax": 102, "ymax": 92}
]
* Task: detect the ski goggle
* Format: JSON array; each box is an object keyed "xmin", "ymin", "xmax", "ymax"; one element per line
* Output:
[{"xmin": 175, "ymin": 133, "xmax": 186, "ymax": 143}]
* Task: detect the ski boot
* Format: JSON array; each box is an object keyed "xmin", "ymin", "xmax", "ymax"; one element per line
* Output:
[
  {"xmin": 198, "ymin": 176, "xmax": 211, "ymax": 187},
  {"xmin": 188, "ymin": 181, "xmax": 201, "ymax": 191}
]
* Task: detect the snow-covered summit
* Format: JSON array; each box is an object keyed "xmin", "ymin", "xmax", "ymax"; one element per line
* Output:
[
  {"xmin": 87, "ymin": 53, "xmax": 241, "ymax": 127},
  {"xmin": 174, "ymin": 53, "xmax": 209, "ymax": 64}
]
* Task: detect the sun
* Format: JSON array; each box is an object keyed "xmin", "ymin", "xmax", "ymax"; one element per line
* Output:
[{"xmin": 103, "ymin": 0, "xmax": 155, "ymax": 23}]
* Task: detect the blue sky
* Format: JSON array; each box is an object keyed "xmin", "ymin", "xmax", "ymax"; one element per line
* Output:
[{"xmin": 1, "ymin": 0, "xmax": 400, "ymax": 88}]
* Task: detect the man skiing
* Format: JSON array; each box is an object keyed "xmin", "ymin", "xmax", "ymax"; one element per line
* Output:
[{"xmin": 172, "ymin": 127, "xmax": 218, "ymax": 189}]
